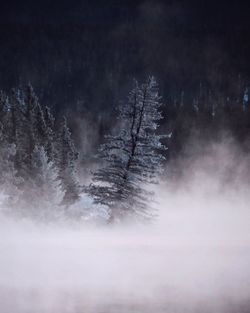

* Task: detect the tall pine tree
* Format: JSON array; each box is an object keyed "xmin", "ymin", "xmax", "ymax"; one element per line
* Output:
[
  {"xmin": 56, "ymin": 117, "xmax": 81, "ymax": 206},
  {"xmin": 88, "ymin": 77, "xmax": 166, "ymax": 222},
  {"xmin": 0, "ymin": 121, "xmax": 21, "ymax": 209},
  {"xmin": 19, "ymin": 146, "xmax": 63, "ymax": 220}
]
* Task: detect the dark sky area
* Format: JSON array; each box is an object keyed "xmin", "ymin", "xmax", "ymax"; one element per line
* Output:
[
  {"xmin": 0, "ymin": 0, "xmax": 250, "ymax": 113},
  {"xmin": 1, "ymin": 0, "xmax": 250, "ymax": 31},
  {"xmin": 0, "ymin": 0, "xmax": 249, "ymax": 27}
]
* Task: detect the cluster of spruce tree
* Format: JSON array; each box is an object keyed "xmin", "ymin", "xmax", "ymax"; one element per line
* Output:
[
  {"xmin": 0, "ymin": 78, "xmax": 167, "ymax": 223},
  {"xmin": 0, "ymin": 85, "xmax": 80, "ymax": 220},
  {"xmin": 1, "ymin": 75, "xmax": 249, "ymax": 223}
]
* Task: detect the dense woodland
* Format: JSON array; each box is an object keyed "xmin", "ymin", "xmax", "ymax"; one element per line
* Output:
[
  {"xmin": 0, "ymin": 78, "xmax": 168, "ymax": 222},
  {"xmin": 0, "ymin": 1, "xmax": 250, "ymax": 222},
  {"xmin": 0, "ymin": 85, "xmax": 81, "ymax": 220},
  {"xmin": 0, "ymin": 74, "xmax": 249, "ymax": 222}
]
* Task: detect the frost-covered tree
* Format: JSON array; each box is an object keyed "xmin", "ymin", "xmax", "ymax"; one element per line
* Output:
[
  {"xmin": 10, "ymin": 84, "xmax": 57, "ymax": 175},
  {"xmin": 0, "ymin": 91, "xmax": 8, "ymax": 124},
  {"xmin": 0, "ymin": 84, "xmax": 81, "ymax": 219},
  {"xmin": 0, "ymin": 92, "xmax": 11, "ymax": 140},
  {"xmin": 20, "ymin": 146, "xmax": 63, "ymax": 220},
  {"xmin": 22, "ymin": 84, "xmax": 37, "ymax": 164},
  {"xmin": 32, "ymin": 102, "xmax": 48, "ymax": 148},
  {"xmin": 7, "ymin": 88, "xmax": 29, "ymax": 173},
  {"xmin": 0, "ymin": 121, "xmax": 21, "ymax": 209},
  {"xmin": 88, "ymin": 77, "xmax": 166, "ymax": 222},
  {"xmin": 44, "ymin": 105, "xmax": 55, "ymax": 161},
  {"xmin": 24, "ymin": 84, "xmax": 53, "ymax": 164},
  {"xmin": 56, "ymin": 117, "xmax": 81, "ymax": 206}
]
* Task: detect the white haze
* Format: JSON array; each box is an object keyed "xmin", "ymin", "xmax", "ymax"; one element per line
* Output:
[{"xmin": 1, "ymin": 141, "xmax": 250, "ymax": 313}]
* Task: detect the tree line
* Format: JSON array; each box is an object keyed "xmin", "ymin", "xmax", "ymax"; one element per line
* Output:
[
  {"xmin": 0, "ymin": 77, "xmax": 167, "ymax": 223},
  {"xmin": 0, "ymin": 85, "xmax": 81, "ymax": 220},
  {"xmin": 0, "ymin": 76, "xmax": 249, "ymax": 223}
]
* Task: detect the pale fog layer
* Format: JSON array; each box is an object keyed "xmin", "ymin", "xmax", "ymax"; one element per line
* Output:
[{"xmin": 1, "ymin": 142, "xmax": 250, "ymax": 313}]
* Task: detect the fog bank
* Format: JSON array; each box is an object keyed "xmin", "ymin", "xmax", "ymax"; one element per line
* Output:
[{"xmin": 1, "ymin": 142, "xmax": 250, "ymax": 313}]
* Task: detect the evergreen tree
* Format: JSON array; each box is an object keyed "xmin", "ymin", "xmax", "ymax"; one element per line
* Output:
[
  {"xmin": 20, "ymin": 146, "xmax": 63, "ymax": 220},
  {"xmin": 0, "ymin": 84, "xmax": 80, "ymax": 219},
  {"xmin": 44, "ymin": 105, "xmax": 55, "ymax": 161},
  {"xmin": 88, "ymin": 77, "xmax": 166, "ymax": 222},
  {"xmin": 24, "ymin": 84, "xmax": 51, "ymax": 163},
  {"xmin": 0, "ymin": 91, "xmax": 10, "ymax": 139},
  {"xmin": 56, "ymin": 117, "xmax": 80, "ymax": 206},
  {"xmin": 7, "ymin": 88, "xmax": 28, "ymax": 173},
  {"xmin": 22, "ymin": 84, "xmax": 56, "ymax": 167},
  {"xmin": 23, "ymin": 83, "xmax": 37, "ymax": 164},
  {"xmin": 0, "ymin": 91, "xmax": 7, "ymax": 123},
  {"xmin": 21, "ymin": 84, "xmax": 55, "ymax": 165},
  {"xmin": 0, "ymin": 122, "xmax": 21, "ymax": 208},
  {"xmin": 32, "ymin": 102, "xmax": 47, "ymax": 147}
]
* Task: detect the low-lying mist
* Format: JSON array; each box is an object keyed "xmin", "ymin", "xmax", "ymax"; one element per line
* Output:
[{"xmin": 1, "ymin": 140, "xmax": 250, "ymax": 313}]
